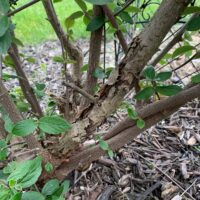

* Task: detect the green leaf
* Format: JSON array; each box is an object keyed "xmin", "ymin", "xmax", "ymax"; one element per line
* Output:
[
  {"xmin": 75, "ymin": 0, "xmax": 87, "ymax": 11},
  {"xmin": 42, "ymin": 179, "xmax": 60, "ymax": 196},
  {"xmin": 107, "ymin": 149, "xmax": 114, "ymax": 158},
  {"xmin": 26, "ymin": 57, "xmax": 36, "ymax": 64},
  {"xmin": 3, "ymin": 161, "xmax": 17, "ymax": 174},
  {"xmin": 0, "ymin": 16, "xmax": 9, "ymax": 37},
  {"xmin": 134, "ymin": 87, "xmax": 155, "ymax": 100},
  {"xmin": 8, "ymin": 156, "xmax": 42, "ymax": 188},
  {"xmin": 10, "ymin": 192, "xmax": 22, "ymax": 200},
  {"xmin": 183, "ymin": 6, "xmax": 200, "ymax": 15},
  {"xmin": 99, "ymin": 140, "xmax": 109, "ymax": 150},
  {"xmin": 119, "ymin": 11, "xmax": 133, "ymax": 24},
  {"xmin": 36, "ymin": 83, "xmax": 46, "ymax": 91},
  {"xmin": 0, "ymin": 30, "xmax": 12, "ymax": 54},
  {"xmin": 4, "ymin": 115, "xmax": 14, "ymax": 134},
  {"xmin": 156, "ymin": 85, "xmax": 182, "ymax": 96},
  {"xmin": 0, "ymin": 140, "xmax": 8, "ymax": 161},
  {"xmin": 143, "ymin": 65, "xmax": 156, "ymax": 80},
  {"xmin": 155, "ymin": 71, "xmax": 172, "ymax": 82},
  {"xmin": 39, "ymin": 116, "xmax": 71, "ymax": 135},
  {"xmin": 93, "ymin": 67, "xmax": 106, "ymax": 79},
  {"xmin": 3, "ymin": 55, "xmax": 14, "ymax": 67},
  {"xmin": 53, "ymin": 180, "xmax": 70, "ymax": 198},
  {"xmin": 187, "ymin": 16, "xmax": 200, "ymax": 31},
  {"xmin": 191, "ymin": 73, "xmax": 200, "ymax": 83},
  {"xmin": 68, "ymin": 11, "xmax": 84, "ymax": 20},
  {"xmin": 127, "ymin": 108, "xmax": 138, "ymax": 120},
  {"xmin": 65, "ymin": 17, "xmax": 75, "ymax": 30},
  {"xmin": 80, "ymin": 64, "xmax": 88, "ymax": 72},
  {"xmin": 53, "ymin": 56, "xmax": 64, "ymax": 63},
  {"xmin": 21, "ymin": 192, "xmax": 45, "ymax": 200},
  {"xmin": 136, "ymin": 119, "xmax": 145, "ymax": 129},
  {"xmin": 0, "ymin": 0, "xmax": 10, "ymax": 14},
  {"xmin": 172, "ymin": 45, "xmax": 196, "ymax": 58},
  {"xmin": 86, "ymin": 16, "xmax": 105, "ymax": 31},
  {"xmin": 16, "ymin": 101, "xmax": 29, "ymax": 112},
  {"xmin": 84, "ymin": 0, "xmax": 112, "ymax": 5},
  {"xmin": 12, "ymin": 119, "xmax": 37, "ymax": 136},
  {"xmin": 125, "ymin": 6, "xmax": 140, "ymax": 13},
  {"xmin": 45, "ymin": 162, "xmax": 54, "ymax": 173}
]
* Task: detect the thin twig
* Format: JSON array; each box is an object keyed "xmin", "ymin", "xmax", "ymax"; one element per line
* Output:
[
  {"xmin": 8, "ymin": 0, "xmax": 40, "ymax": 17},
  {"xmin": 63, "ymin": 82, "xmax": 96, "ymax": 103}
]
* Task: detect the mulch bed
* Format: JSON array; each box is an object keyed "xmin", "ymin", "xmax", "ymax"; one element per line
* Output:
[{"xmin": 67, "ymin": 100, "xmax": 200, "ymax": 200}]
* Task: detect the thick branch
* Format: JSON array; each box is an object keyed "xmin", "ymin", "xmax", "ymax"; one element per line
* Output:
[
  {"xmin": 102, "ymin": 5, "xmax": 128, "ymax": 53},
  {"xmin": 42, "ymin": 0, "xmax": 83, "ymax": 84},
  {"xmin": 60, "ymin": 0, "xmax": 191, "ymax": 153},
  {"xmin": 56, "ymin": 83, "xmax": 200, "ymax": 178},
  {"xmin": 8, "ymin": 43, "xmax": 43, "ymax": 117},
  {"xmin": 84, "ymin": 6, "xmax": 104, "ymax": 96},
  {"xmin": 149, "ymin": 13, "xmax": 199, "ymax": 66}
]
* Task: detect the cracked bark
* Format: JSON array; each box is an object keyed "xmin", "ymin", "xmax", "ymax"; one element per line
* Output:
[
  {"xmin": 56, "ymin": 84, "xmax": 200, "ymax": 178},
  {"xmin": 60, "ymin": 0, "xmax": 191, "ymax": 154}
]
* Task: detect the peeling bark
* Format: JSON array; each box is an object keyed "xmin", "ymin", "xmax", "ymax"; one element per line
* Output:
[
  {"xmin": 60, "ymin": 0, "xmax": 191, "ymax": 154},
  {"xmin": 56, "ymin": 83, "xmax": 200, "ymax": 178}
]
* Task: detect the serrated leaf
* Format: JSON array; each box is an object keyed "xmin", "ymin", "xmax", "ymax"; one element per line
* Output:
[
  {"xmin": 21, "ymin": 192, "xmax": 45, "ymax": 200},
  {"xmin": 86, "ymin": 16, "xmax": 105, "ymax": 31},
  {"xmin": 191, "ymin": 73, "xmax": 200, "ymax": 83},
  {"xmin": 155, "ymin": 71, "xmax": 172, "ymax": 82},
  {"xmin": 137, "ymin": 119, "xmax": 145, "ymax": 129},
  {"xmin": 8, "ymin": 157, "xmax": 42, "ymax": 188},
  {"xmin": 187, "ymin": 16, "xmax": 200, "ymax": 31},
  {"xmin": 119, "ymin": 11, "xmax": 133, "ymax": 24},
  {"xmin": 42, "ymin": 179, "xmax": 60, "ymax": 196},
  {"xmin": 0, "ymin": 16, "xmax": 9, "ymax": 37},
  {"xmin": 39, "ymin": 116, "xmax": 71, "ymax": 134},
  {"xmin": 99, "ymin": 140, "xmax": 109, "ymax": 150},
  {"xmin": 143, "ymin": 65, "xmax": 156, "ymax": 80},
  {"xmin": 12, "ymin": 119, "xmax": 37, "ymax": 137},
  {"xmin": 134, "ymin": 87, "xmax": 155, "ymax": 100},
  {"xmin": 0, "ymin": 30, "xmax": 12, "ymax": 54},
  {"xmin": 172, "ymin": 45, "xmax": 196, "ymax": 58},
  {"xmin": 84, "ymin": 0, "xmax": 112, "ymax": 5},
  {"xmin": 183, "ymin": 6, "xmax": 200, "ymax": 15},
  {"xmin": 156, "ymin": 85, "xmax": 182, "ymax": 96}
]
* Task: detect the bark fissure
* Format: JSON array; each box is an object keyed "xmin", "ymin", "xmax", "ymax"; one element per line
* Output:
[{"xmin": 60, "ymin": 0, "xmax": 191, "ymax": 154}]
